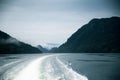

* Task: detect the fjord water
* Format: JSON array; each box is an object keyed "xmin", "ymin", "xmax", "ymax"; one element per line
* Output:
[{"xmin": 0, "ymin": 53, "xmax": 120, "ymax": 80}]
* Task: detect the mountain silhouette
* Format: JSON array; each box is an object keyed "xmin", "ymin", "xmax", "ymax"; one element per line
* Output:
[
  {"xmin": 54, "ymin": 17, "xmax": 120, "ymax": 53},
  {"xmin": 0, "ymin": 30, "xmax": 42, "ymax": 54},
  {"xmin": 37, "ymin": 45, "xmax": 49, "ymax": 53}
]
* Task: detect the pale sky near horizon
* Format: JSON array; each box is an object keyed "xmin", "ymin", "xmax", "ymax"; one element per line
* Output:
[{"xmin": 0, "ymin": 0, "xmax": 120, "ymax": 48}]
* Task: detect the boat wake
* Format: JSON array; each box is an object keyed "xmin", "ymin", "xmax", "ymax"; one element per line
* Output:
[{"xmin": 1, "ymin": 55, "xmax": 88, "ymax": 80}]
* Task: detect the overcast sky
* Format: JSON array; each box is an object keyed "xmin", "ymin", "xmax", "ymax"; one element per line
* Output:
[{"xmin": 0, "ymin": 0, "xmax": 120, "ymax": 48}]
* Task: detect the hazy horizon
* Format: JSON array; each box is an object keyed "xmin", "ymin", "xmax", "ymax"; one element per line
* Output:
[{"xmin": 0, "ymin": 0, "xmax": 120, "ymax": 48}]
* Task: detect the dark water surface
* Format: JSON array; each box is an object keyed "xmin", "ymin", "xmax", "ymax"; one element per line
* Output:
[
  {"xmin": 0, "ymin": 53, "xmax": 120, "ymax": 80},
  {"xmin": 59, "ymin": 53, "xmax": 120, "ymax": 80}
]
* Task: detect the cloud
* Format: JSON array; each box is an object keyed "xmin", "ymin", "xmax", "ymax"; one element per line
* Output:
[
  {"xmin": 0, "ymin": 37, "xmax": 20, "ymax": 45},
  {"xmin": 43, "ymin": 43, "xmax": 60, "ymax": 50},
  {"xmin": 0, "ymin": 0, "xmax": 120, "ymax": 47}
]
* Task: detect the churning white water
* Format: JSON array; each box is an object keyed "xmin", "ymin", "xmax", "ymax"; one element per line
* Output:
[{"xmin": 2, "ymin": 55, "xmax": 88, "ymax": 80}]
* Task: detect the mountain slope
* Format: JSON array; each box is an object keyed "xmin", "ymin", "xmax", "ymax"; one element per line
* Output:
[
  {"xmin": 37, "ymin": 45, "xmax": 49, "ymax": 53},
  {"xmin": 55, "ymin": 17, "xmax": 120, "ymax": 53},
  {"xmin": 0, "ymin": 30, "xmax": 42, "ymax": 54}
]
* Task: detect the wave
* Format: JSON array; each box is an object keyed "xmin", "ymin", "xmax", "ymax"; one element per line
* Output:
[{"xmin": 1, "ymin": 55, "xmax": 88, "ymax": 80}]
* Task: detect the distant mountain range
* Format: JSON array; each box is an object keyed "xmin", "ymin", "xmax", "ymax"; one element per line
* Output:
[
  {"xmin": 53, "ymin": 17, "xmax": 120, "ymax": 53},
  {"xmin": 1, "ymin": 16, "xmax": 120, "ymax": 53},
  {"xmin": 37, "ymin": 45, "xmax": 49, "ymax": 53},
  {"xmin": 0, "ymin": 30, "xmax": 42, "ymax": 54}
]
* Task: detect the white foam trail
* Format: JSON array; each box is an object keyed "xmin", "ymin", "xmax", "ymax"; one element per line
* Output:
[
  {"xmin": 56, "ymin": 57, "xmax": 88, "ymax": 80},
  {"xmin": 1, "ymin": 59, "xmax": 34, "ymax": 80},
  {"xmin": 12, "ymin": 56, "xmax": 49, "ymax": 80},
  {"xmin": 2, "ymin": 55, "xmax": 88, "ymax": 80}
]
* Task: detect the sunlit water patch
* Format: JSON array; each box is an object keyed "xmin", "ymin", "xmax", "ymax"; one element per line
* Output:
[{"xmin": 2, "ymin": 55, "xmax": 88, "ymax": 80}]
